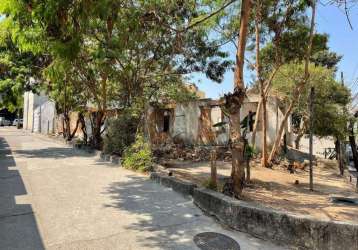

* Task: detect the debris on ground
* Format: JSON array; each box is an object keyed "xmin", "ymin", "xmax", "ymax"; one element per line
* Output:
[{"xmin": 152, "ymin": 142, "xmax": 231, "ymax": 162}]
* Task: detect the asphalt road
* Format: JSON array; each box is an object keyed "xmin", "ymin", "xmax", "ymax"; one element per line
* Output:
[{"xmin": 0, "ymin": 127, "xmax": 286, "ymax": 250}]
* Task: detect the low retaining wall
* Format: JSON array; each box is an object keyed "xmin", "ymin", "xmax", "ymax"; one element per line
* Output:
[
  {"xmin": 193, "ymin": 188, "xmax": 358, "ymax": 250},
  {"xmin": 150, "ymin": 172, "xmax": 358, "ymax": 250},
  {"xmin": 150, "ymin": 172, "xmax": 197, "ymax": 196}
]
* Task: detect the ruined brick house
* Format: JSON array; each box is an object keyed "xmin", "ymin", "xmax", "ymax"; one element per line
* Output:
[
  {"xmin": 23, "ymin": 84, "xmax": 293, "ymax": 152},
  {"xmin": 146, "ymin": 93, "xmax": 292, "ymax": 152}
]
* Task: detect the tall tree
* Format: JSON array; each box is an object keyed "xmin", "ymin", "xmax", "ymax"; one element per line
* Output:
[
  {"xmin": 254, "ymin": 0, "xmax": 269, "ymax": 167},
  {"xmin": 271, "ymin": 63, "xmax": 350, "ymax": 141},
  {"xmin": 268, "ymin": 0, "xmax": 316, "ymax": 163},
  {"xmin": 224, "ymin": 0, "xmax": 252, "ymax": 197}
]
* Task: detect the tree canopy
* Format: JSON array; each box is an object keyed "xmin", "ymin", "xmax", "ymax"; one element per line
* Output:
[{"xmin": 271, "ymin": 63, "xmax": 350, "ymax": 139}]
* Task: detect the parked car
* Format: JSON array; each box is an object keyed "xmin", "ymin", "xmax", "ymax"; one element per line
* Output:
[
  {"xmin": 12, "ymin": 119, "xmax": 23, "ymax": 126},
  {"xmin": 0, "ymin": 117, "xmax": 11, "ymax": 126}
]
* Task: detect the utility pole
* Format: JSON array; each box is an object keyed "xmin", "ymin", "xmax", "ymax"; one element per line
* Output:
[{"xmin": 309, "ymin": 87, "xmax": 314, "ymax": 191}]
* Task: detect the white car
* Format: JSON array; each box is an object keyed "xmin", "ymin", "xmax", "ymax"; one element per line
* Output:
[
  {"xmin": 12, "ymin": 119, "xmax": 23, "ymax": 126},
  {"xmin": 0, "ymin": 117, "xmax": 11, "ymax": 126}
]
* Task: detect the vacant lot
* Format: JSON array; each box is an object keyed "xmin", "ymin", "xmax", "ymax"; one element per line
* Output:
[{"xmin": 163, "ymin": 158, "xmax": 358, "ymax": 223}]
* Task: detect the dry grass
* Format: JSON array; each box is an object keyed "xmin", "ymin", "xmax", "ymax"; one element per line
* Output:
[{"xmin": 162, "ymin": 158, "xmax": 358, "ymax": 223}]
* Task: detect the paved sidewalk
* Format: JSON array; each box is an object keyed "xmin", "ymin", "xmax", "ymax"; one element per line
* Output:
[{"xmin": 0, "ymin": 127, "xmax": 286, "ymax": 250}]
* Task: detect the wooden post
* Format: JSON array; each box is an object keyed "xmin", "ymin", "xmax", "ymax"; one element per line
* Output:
[
  {"xmin": 309, "ymin": 87, "xmax": 314, "ymax": 191},
  {"xmin": 210, "ymin": 149, "xmax": 217, "ymax": 188}
]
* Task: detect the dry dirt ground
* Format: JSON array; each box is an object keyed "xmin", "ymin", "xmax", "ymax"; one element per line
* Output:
[{"xmin": 162, "ymin": 158, "xmax": 358, "ymax": 223}]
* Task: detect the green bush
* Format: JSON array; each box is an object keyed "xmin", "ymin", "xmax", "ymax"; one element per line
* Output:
[
  {"xmin": 203, "ymin": 178, "xmax": 218, "ymax": 191},
  {"xmin": 245, "ymin": 144, "xmax": 256, "ymax": 159},
  {"xmin": 103, "ymin": 113, "xmax": 139, "ymax": 155},
  {"xmin": 122, "ymin": 134, "xmax": 153, "ymax": 172}
]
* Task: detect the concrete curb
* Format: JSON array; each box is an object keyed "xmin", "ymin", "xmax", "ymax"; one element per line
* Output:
[
  {"xmin": 193, "ymin": 188, "xmax": 358, "ymax": 250},
  {"xmin": 149, "ymin": 172, "xmax": 358, "ymax": 250},
  {"xmin": 150, "ymin": 172, "xmax": 197, "ymax": 196},
  {"xmin": 29, "ymin": 131, "xmax": 120, "ymax": 166}
]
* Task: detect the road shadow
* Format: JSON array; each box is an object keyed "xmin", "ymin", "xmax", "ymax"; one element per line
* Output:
[
  {"xmin": 14, "ymin": 147, "xmax": 92, "ymax": 159},
  {"xmin": 0, "ymin": 137, "xmax": 45, "ymax": 250}
]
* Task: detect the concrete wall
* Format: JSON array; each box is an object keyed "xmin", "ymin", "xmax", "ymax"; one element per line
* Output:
[
  {"xmin": 246, "ymin": 96, "xmax": 285, "ymax": 151},
  {"xmin": 40, "ymin": 101, "xmax": 56, "ymax": 134},
  {"xmin": 172, "ymin": 102, "xmax": 202, "ymax": 144},
  {"xmin": 150, "ymin": 172, "xmax": 358, "ymax": 250},
  {"xmin": 23, "ymin": 91, "xmax": 55, "ymax": 134},
  {"xmin": 193, "ymin": 188, "xmax": 358, "ymax": 250}
]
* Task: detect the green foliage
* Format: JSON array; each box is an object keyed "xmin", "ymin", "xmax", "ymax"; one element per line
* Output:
[
  {"xmin": 272, "ymin": 63, "xmax": 351, "ymax": 139},
  {"xmin": 0, "ymin": 25, "xmax": 49, "ymax": 111},
  {"xmin": 103, "ymin": 113, "xmax": 140, "ymax": 155},
  {"xmin": 203, "ymin": 178, "xmax": 218, "ymax": 191},
  {"xmin": 245, "ymin": 144, "xmax": 256, "ymax": 159},
  {"xmin": 310, "ymin": 50, "xmax": 342, "ymax": 71},
  {"xmin": 122, "ymin": 134, "xmax": 153, "ymax": 172}
]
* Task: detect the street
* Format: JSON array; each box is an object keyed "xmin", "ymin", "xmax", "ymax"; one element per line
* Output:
[{"xmin": 0, "ymin": 127, "xmax": 284, "ymax": 250}]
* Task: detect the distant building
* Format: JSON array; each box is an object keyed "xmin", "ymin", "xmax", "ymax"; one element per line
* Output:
[{"xmin": 23, "ymin": 91, "xmax": 56, "ymax": 134}]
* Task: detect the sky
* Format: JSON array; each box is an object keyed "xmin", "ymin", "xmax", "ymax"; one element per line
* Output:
[{"xmin": 192, "ymin": 3, "xmax": 358, "ymax": 99}]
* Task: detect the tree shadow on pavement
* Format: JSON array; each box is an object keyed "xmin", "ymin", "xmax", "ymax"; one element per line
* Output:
[
  {"xmin": 0, "ymin": 137, "xmax": 45, "ymax": 250},
  {"xmin": 103, "ymin": 174, "xmax": 270, "ymax": 250},
  {"xmin": 14, "ymin": 147, "xmax": 92, "ymax": 159}
]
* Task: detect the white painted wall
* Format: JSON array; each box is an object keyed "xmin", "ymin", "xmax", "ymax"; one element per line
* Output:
[
  {"xmin": 169, "ymin": 96, "xmax": 287, "ymax": 151},
  {"xmin": 172, "ymin": 102, "xmax": 201, "ymax": 144},
  {"xmin": 23, "ymin": 91, "xmax": 56, "ymax": 134}
]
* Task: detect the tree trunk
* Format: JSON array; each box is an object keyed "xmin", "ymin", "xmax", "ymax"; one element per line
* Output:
[
  {"xmin": 251, "ymin": 67, "xmax": 280, "ymax": 147},
  {"xmin": 251, "ymin": 99, "xmax": 262, "ymax": 146},
  {"xmin": 336, "ymin": 139, "xmax": 344, "ymax": 176},
  {"xmin": 210, "ymin": 149, "xmax": 217, "ymax": 188},
  {"xmin": 228, "ymin": 0, "xmax": 252, "ymax": 197},
  {"xmin": 68, "ymin": 116, "xmax": 80, "ymax": 141},
  {"xmin": 63, "ymin": 112, "xmax": 71, "ymax": 140},
  {"xmin": 268, "ymin": 0, "xmax": 316, "ymax": 163},
  {"xmin": 268, "ymin": 101, "xmax": 294, "ymax": 163},
  {"xmin": 78, "ymin": 112, "xmax": 87, "ymax": 144},
  {"xmin": 90, "ymin": 111, "xmax": 105, "ymax": 149},
  {"xmin": 254, "ymin": 2, "xmax": 268, "ymax": 168},
  {"xmin": 294, "ymin": 117, "xmax": 307, "ymax": 149},
  {"xmin": 245, "ymin": 157, "xmax": 250, "ymax": 183},
  {"xmin": 349, "ymin": 120, "xmax": 358, "ymax": 172}
]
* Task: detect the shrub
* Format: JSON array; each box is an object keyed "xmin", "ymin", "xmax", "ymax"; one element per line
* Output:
[
  {"xmin": 203, "ymin": 178, "xmax": 218, "ymax": 191},
  {"xmin": 103, "ymin": 113, "xmax": 139, "ymax": 155},
  {"xmin": 122, "ymin": 134, "xmax": 153, "ymax": 172}
]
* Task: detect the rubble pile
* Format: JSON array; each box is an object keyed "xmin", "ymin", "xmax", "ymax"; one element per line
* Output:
[{"xmin": 152, "ymin": 143, "xmax": 231, "ymax": 162}]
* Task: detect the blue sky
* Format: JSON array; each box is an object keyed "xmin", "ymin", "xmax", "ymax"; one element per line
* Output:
[{"xmin": 192, "ymin": 3, "xmax": 358, "ymax": 99}]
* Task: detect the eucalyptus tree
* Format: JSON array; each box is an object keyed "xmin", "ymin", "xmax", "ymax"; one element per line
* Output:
[
  {"xmin": 271, "ymin": 63, "xmax": 350, "ymax": 140},
  {"xmin": 267, "ymin": 0, "xmax": 317, "ymax": 163}
]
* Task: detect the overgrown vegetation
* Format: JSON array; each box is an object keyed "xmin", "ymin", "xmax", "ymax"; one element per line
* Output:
[
  {"xmin": 122, "ymin": 134, "xmax": 153, "ymax": 172},
  {"xmin": 103, "ymin": 113, "xmax": 139, "ymax": 156}
]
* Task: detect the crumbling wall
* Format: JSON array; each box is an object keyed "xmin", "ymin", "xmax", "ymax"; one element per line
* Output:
[
  {"xmin": 198, "ymin": 106, "xmax": 215, "ymax": 144},
  {"xmin": 148, "ymin": 96, "xmax": 288, "ymax": 152},
  {"xmin": 147, "ymin": 106, "xmax": 173, "ymax": 145},
  {"xmin": 245, "ymin": 96, "xmax": 286, "ymax": 152},
  {"xmin": 172, "ymin": 102, "xmax": 201, "ymax": 144},
  {"xmin": 211, "ymin": 106, "xmax": 229, "ymax": 145}
]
